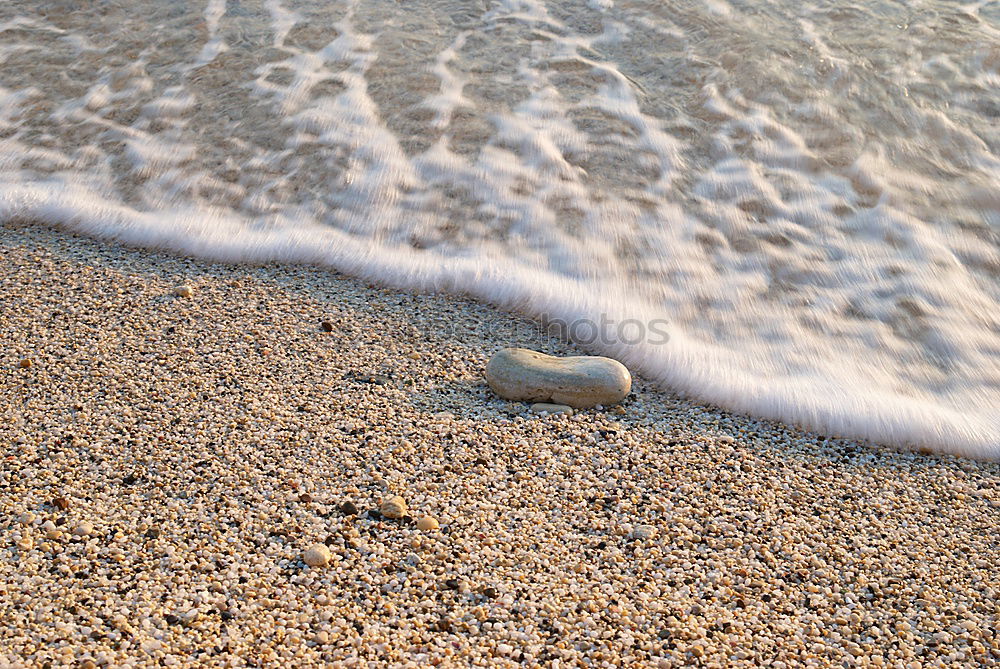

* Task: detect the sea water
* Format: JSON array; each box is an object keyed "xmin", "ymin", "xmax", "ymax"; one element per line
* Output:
[{"xmin": 1, "ymin": 0, "xmax": 997, "ymax": 456}]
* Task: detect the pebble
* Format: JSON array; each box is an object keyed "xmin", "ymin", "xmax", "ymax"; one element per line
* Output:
[
  {"xmin": 303, "ymin": 543, "xmax": 332, "ymax": 567},
  {"xmin": 529, "ymin": 402, "xmax": 574, "ymax": 416},
  {"xmin": 380, "ymin": 495, "xmax": 408, "ymax": 519},
  {"xmin": 486, "ymin": 348, "xmax": 631, "ymax": 408},
  {"xmin": 416, "ymin": 515, "xmax": 440, "ymax": 531},
  {"xmin": 174, "ymin": 284, "xmax": 194, "ymax": 298},
  {"xmin": 320, "ymin": 321, "xmax": 334, "ymax": 332},
  {"xmin": 340, "ymin": 500, "xmax": 359, "ymax": 515},
  {"xmin": 73, "ymin": 521, "xmax": 94, "ymax": 537},
  {"xmin": 52, "ymin": 497, "xmax": 71, "ymax": 510},
  {"xmin": 18, "ymin": 358, "xmax": 32, "ymax": 368},
  {"xmin": 631, "ymin": 525, "xmax": 657, "ymax": 540}
]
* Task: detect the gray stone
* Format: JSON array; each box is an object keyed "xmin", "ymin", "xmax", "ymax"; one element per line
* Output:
[{"xmin": 486, "ymin": 348, "xmax": 631, "ymax": 409}]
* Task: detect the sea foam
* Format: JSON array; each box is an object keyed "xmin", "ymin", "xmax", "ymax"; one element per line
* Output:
[{"xmin": 1, "ymin": 0, "xmax": 998, "ymax": 457}]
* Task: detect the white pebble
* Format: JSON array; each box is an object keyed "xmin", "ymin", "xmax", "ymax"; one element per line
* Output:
[{"xmin": 303, "ymin": 543, "xmax": 332, "ymax": 567}]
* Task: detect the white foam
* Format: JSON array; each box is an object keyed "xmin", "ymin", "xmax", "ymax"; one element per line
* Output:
[{"xmin": 1, "ymin": 0, "xmax": 998, "ymax": 458}]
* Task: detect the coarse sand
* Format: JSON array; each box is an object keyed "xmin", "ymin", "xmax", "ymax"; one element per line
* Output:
[{"xmin": 1, "ymin": 223, "xmax": 998, "ymax": 667}]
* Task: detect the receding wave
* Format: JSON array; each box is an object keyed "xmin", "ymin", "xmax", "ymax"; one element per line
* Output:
[{"xmin": 1, "ymin": 0, "xmax": 998, "ymax": 457}]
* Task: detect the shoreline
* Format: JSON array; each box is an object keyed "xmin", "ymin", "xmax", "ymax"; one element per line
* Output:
[{"xmin": 2, "ymin": 223, "xmax": 998, "ymax": 667}]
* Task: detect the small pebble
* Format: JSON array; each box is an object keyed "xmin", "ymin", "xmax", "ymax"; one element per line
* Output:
[
  {"xmin": 320, "ymin": 321, "xmax": 334, "ymax": 332},
  {"xmin": 303, "ymin": 543, "xmax": 332, "ymax": 567},
  {"xmin": 380, "ymin": 495, "xmax": 408, "ymax": 519},
  {"xmin": 73, "ymin": 521, "xmax": 94, "ymax": 537},
  {"xmin": 52, "ymin": 497, "xmax": 71, "ymax": 510},
  {"xmin": 174, "ymin": 284, "xmax": 194, "ymax": 298},
  {"xmin": 340, "ymin": 500, "xmax": 359, "ymax": 515},
  {"xmin": 631, "ymin": 525, "xmax": 657, "ymax": 540},
  {"xmin": 416, "ymin": 515, "xmax": 440, "ymax": 531},
  {"xmin": 18, "ymin": 358, "xmax": 32, "ymax": 368}
]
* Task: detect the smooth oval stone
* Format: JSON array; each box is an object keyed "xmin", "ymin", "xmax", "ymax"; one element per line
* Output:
[{"xmin": 486, "ymin": 348, "xmax": 631, "ymax": 408}]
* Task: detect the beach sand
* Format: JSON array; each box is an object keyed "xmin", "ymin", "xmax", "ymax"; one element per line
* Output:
[{"xmin": 1, "ymin": 222, "xmax": 998, "ymax": 667}]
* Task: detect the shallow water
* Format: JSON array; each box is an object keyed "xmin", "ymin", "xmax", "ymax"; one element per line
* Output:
[{"xmin": 1, "ymin": 0, "xmax": 998, "ymax": 456}]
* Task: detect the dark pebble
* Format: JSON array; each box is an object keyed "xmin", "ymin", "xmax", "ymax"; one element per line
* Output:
[
  {"xmin": 298, "ymin": 493, "xmax": 313, "ymax": 503},
  {"xmin": 436, "ymin": 618, "xmax": 452, "ymax": 632},
  {"xmin": 165, "ymin": 615, "xmax": 180, "ymax": 625},
  {"xmin": 341, "ymin": 501, "xmax": 359, "ymax": 515},
  {"xmin": 52, "ymin": 497, "xmax": 71, "ymax": 510},
  {"xmin": 145, "ymin": 528, "xmax": 161, "ymax": 539},
  {"xmin": 220, "ymin": 611, "xmax": 234, "ymax": 621},
  {"xmin": 482, "ymin": 587, "xmax": 498, "ymax": 599},
  {"xmin": 367, "ymin": 509, "xmax": 382, "ymax": 521},
  {"xmin": 320, "ymin": 321, "xmax": 334, "ymax": 332},
  {"xmin": 444, "ymin": 579, "xmax": 460, "ymax": 590},
  {"xmin": 122, "ymin": 474, "xmax": 138, "ymax": 485}
]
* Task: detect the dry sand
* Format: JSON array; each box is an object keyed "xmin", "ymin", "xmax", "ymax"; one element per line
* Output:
[{"xmin": 1, "ymin": 223, "xmax": 998, "ymax": 668}]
